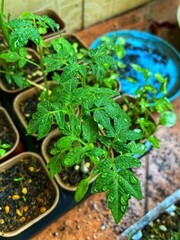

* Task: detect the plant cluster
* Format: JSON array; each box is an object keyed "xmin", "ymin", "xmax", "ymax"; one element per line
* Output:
[{"xmin": 0, "ymin": 0, "xmax": 177, "ymax": 224}]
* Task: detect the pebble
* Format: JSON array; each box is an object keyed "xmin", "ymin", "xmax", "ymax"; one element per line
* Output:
[
  {"xmin": 159, "ymin": 225, "xmax": 167, "ymax": 232},
  {"xmin": 53, "ymin": 232, "xmax": 59, "ymax": 237}
]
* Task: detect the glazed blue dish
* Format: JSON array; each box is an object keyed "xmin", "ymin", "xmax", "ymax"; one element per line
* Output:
[{"xmin": 90, "ymin": 30, "xmax": 180, "ymax": 102}]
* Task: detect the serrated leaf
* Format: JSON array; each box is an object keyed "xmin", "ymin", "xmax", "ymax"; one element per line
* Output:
[
  {"xmin": 75, "ymin": 177, "xmax": 91, "ymax": 202},
  {"xmin": 159, "ymin": 111, "xmax": 176, "ymax": 127},
  {"xmin": 148, "ymin": 135, "xmax": 160, "ymax": 148},
  {"xmin": 115, "ymin": 155, "xmax": 142, "ymax": 169},
  {"xmin": 91, "ymin": 170, "xmax": 115, "ymax": 193},
  {"xmin": 82, "ymin": 117, "xmax": 98, "ymax": 142},
  {"xmin": 47, "ymin": 155, "xmax": 62, "ymax": 177},
  {"xmin": 107, "ymin": 182, "xmax": 130, "ymax": 224},
  {"xmin": 63, "ymin": 147, "xmax": 85, "ymax": 166},
  {"xmin": 12, "ymin": 72, "xmax": 29, "ymax": 88},
  {"xmin": 98, "ymin": 135, "xmax": 111, "ymax": 147},
  {"xmin": 6, "ymin": 19, "xmax": 40, "ymax": 50},
  {"xmin": 70, "ymin": 115, "xmax": 81, "ymax": 136},
  {"xmin": 37, "ymin": 113, "xmax": 53, "ymax": 139},
  {"xmin": 118, "ymin": 169, "xmax": 142, "ymax": 200},
  {"xmin": 128, "ymin": 141, "xmax": 147, "ymax": 155},
  {"xmin": 112, "ymin": 140, "xmax": 130, "ymax": 153},
  {"xmin": 93, "ymin": 159, "xmax": 112, "ymax": 174},
  {"xmin": 0, "ymin": 51, "xmax": 20, "ymax": 62},
  {"xmin": 94, "ymin": 109, "xmax": 114, "ymax": 136},
  {"xmin": 56, "ymin": 135, "xmax": 76, "ymax": 151},
  {"xmin": 118, "ymin": 129, "xmax": 143, "ymax": 142}
]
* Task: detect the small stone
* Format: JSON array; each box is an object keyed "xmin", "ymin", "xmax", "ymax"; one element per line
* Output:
[
  {"xmin": 149, "ymin": 221, "xmax": 154, "ymax": 227},
  {"xmin": 76, "ymin": 224, "xmax": 80, "ymax": 230},
  {"xmin": 40, "ymin": 207, "xmax": 46, "ymax": 213},
  {"xmin": 100, "ymin": 222, "xmax": 107, "ymax": 230},
  {"xmin": 159, "ymin": 225, "xmax": 167, "ymax": 232},
  {"xmin": 169, "ymin": 212, "xmax": 176, "ymax": 216},
  {"xmin": 4, "ymin": 205, "xmax": 10, "ymax": 214},
  {"xmin": 53, "ymin": 232, "xmax": 59, "ymax": 237}
]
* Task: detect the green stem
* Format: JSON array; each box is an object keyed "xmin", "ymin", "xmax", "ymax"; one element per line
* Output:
[
  {"xmin": 27, "ymin": 79, "xmax": 44, "ymax": 90},
  {"xmin": 37, "ymin": 46, "xmax": 49, "ymax": 100},
  {"xmin": 0, "ymin": 0, "xmax": 10, "ymax": 46}
]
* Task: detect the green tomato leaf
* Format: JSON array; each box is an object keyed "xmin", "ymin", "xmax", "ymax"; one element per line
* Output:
[
  {"xmin": 159, "ymin": 111, "xmax": 176, "ymax": 127},
  {"xmin": 0, "ymin": 51, "xmax": 20, "ymax": 62},
  {"xmin": 128, "ymin": 141, "xmax": 147, "ymax": 155},
  {"xmin": 91, "ymin": 170, "xmax": 114, "ymax": 193},
  {"xmin": 75, "ymin": 176, "xmax": 91, "ymax": 202},
  {"xmin": 107, "ymin": 182, "xmax": 130, "ymax": 224},
  {"xmin": 148, "ymin": 135, "xmax": 160, "ymax": 148},
  {"xmin": 94, "ymin": 109, "xmax": 114, "ymax": 136},
  {"xmin": 82, "ymin": 117, "xmax": 98, "ymax": 142},
  {"xmin": 56, "ymin": 135, "xmax": 76, "ymax": 151},
  {"xmin": 63, "ymin": 147, "xmax": 85, "ymax": 166},
  {"xmin": 47, "ymin": 155, "xmax": 62, "ymax": 177},
  {"xmin": 115, "ymin": 155, "xmax": 142, "ymax": 169},
  {"xmin": 119, "ymin": 169, "xmax": 142, "ymax": 200},
  {"xmin": 37, "ymin": 114, "xmax": 53, "ymax": 140}
]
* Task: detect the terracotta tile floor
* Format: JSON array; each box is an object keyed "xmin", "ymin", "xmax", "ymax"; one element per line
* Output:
[{"xmin": 32, "ymin": 0, "xmax": 180, "ymax": 239}]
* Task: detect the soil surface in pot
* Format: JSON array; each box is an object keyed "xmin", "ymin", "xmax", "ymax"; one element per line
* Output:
[
  {"xmin": 19, "ymin": 90, "xmax": 57, "ymax": 132},
  {"xmin": 47, "ymin": 135, "xmax": 94, "ymax": 187},
  {"xmin": 141, "ymin": 201, "xmax": 180, "ymax": 239},
  {"xmin": 0, "ymin": 110, "xmax": 16, "ymax": 153},
  {"xmin": 20, "ymin": 92, "xmax": 40, "ymax": 124},
  {"xmin": 0, "ymin": 155, "xmax": 57, "ymax": 233}
]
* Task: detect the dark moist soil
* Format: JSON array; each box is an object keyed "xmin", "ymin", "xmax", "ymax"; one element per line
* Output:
[
  {"xmin": 19, "ymin": 89, "xmax": 57, "ymax": 132},
  {"xmin": 0, "ymin": 155, "xmax": 56, "ymax": 233},
  {"xmin": 0, "ymin": 110, "xmax": 16, "ymax": 151},
  {"xmin": 0, "ymin": 53, "xmax": 42, "ymax": 91},
  {"xmin": 141, "ymin": 201, "xmax": 180, "ymax": 239},
  {"xmin": 47, "ymin": 135, "xmax": 94, "ymax": 187},
  {"xmin": 20, "ymin": 92, "xmax": 40, "ymax": 123}
]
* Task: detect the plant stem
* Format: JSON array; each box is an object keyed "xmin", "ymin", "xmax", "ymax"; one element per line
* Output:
[
  {"xmin": 37, "ymin": 46, "xmax": 49, "ymax": 100},
  {"xmin": 27, "ymin": 79, "xmax": 44, "ymax": 90},
  {"xmin": 0, "ymin": 0, "xmax": 10, "ymax": 45}
]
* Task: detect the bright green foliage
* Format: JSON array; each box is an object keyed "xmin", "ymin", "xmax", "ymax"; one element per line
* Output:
[
  {"xmin": 0, "ymin": 141, "xmax": 11, "ymax": 157},
  {"xmin": 124, "ymin": 69, "xmax": 176, "ymax": 148},
  {"xmin": 0, "ymin": 1, "xmax": 177, "ymax": 225}
]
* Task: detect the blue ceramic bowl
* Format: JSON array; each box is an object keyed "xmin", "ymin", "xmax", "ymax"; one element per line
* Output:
[{"xmin": 90, "ymin": 30, "xmax": 180, "ymax": 102}]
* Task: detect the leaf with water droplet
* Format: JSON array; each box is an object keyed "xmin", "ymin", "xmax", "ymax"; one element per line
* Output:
[
  {"xmin": 63, "ymin": 147, "xmax": 85, "ymax": 166},
  {"xmin": 130, "ymin": 175, "xmax": 138, "ymax": 184},
  {"xmin": 115, "ymin": 155, "xmax": 141, "ymax": 169},
  {"xmin": 107, "ymin": 180, "xmax": 129, "ymax": 224},
  {"xmin": 118, "ymin": 169, "xmax": 142, "ymax": 200},
  {"xmin": 91, "ymin": 170, "xmax": 114, "ymax": 194}
]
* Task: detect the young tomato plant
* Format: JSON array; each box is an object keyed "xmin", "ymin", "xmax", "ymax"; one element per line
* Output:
[
  {"xmin": 27, "ymin": 62, "xmax": 147, "ymax": 224},
  {"xmin": 0, "ymin": 0, "xmax": 59, "ymax": 92},
  {"xmin": 121, "ymin": 64, "xmax": 177, "ymax": 148}
]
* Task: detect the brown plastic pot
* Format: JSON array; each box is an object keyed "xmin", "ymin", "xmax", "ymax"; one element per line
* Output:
[
  {"xmin": 121, "ymin": 189, "xmax": 180, "ymax": 239},
  {"xmin": 41, "ymin": 128, "xmax": 97, "ymax": 191},
  {"xmin": 0, "ymin": 106, "xmax": 20, "ymax": 162},
  {"xmin": 34, "ymin": 9, "xmax": 66, "ymax": 38},
  {"xmin": 0, "ymin": 151, "xmax": 59, "ymax": 237},
  {"xmin": 0, "ymin": 48, "xmax": 43, "ymax": 94}
]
